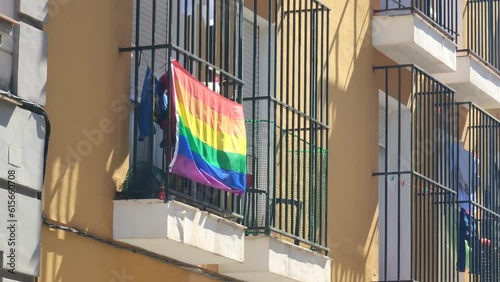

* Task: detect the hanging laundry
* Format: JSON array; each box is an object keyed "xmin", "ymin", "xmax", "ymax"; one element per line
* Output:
[
  {"xmin": 156, "ymin": 71, "xmax": 169, "ymax": 122},
  {"xmin": 158, "ymin": 71, "xmax": 174, "ymax": 150},
  {"xmin": 138, "ymin": 67, "xmax": 162, "ymax": 141},
  {"xmin": 458, "ymin": 207, "xmax": 481, "ymax": 274},
  {"xmin": 447, "ymin": 140, "xmax": 480, "ymax": 212},
  {"xmin": 180, "ymin": 0, "xmax": 215, "ymax": 26}
]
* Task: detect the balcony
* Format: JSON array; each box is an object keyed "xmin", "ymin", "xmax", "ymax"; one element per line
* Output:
[
  {"xmin": 374, "ymin": 64, "xmax": 500, "ymax": 281},
  {"xmin": 115, "ymin": 0, "xmax": 330, "ymax": 279},
  {"xmin": 434, "ymin": 0, "xmax": 500, "ymax": 109},
  {"xmin": 372, "ymin": 0, "xmax": 458, "ymax": 73}
]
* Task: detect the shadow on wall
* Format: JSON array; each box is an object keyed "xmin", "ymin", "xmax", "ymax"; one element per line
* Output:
[
  {"xmin": 39, "ymin": 228, "xmax": 219, "ymax": 282},
  {"xmin": 40, "ymin": 0, "xmax": 133, "ymax": 281},
  {"xmin": 328, "ymin": 0, "xmax": 380, "ymax": 281}
]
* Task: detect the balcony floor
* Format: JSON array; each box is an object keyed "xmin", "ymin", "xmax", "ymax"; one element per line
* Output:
[
  {"xmin": 113, "ymin": 199, "xmax": 245, "ymax": 265},
  {"xmin": 434, "ymin": 54, "xmax": 500, "ymax": 109},
  {"xmin": 373, "ymin": 13, "xmax": 456, "ymax": 74},
  {"xmin": 219, "ymin": 235, "xmax": 331, "ymax": 282}
]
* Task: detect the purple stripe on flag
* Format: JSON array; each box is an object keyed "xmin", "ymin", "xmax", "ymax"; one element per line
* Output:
[{"xmin": 170, "ymin": 154, "xmax": 244, "ymax": 195}]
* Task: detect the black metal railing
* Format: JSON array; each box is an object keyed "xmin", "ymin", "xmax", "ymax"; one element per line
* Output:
[
  {"xmin": 242, "ymin": 0, "xmax": 330, "ymax": 254},
  {"xmin": 374, "ymin": 0, "xmax": 458, "ymax": 41},
  {"xmin": 464, "ymin": 0, "xmax": 500, "ymax": 71},
  {"xmin": 454, "ymin": 102, "xmax": 500, "ymax": 282},
  {"xmin": 117, "ymin": 0, "xmax": 330, "ymax": 252},
  {"xmin": 374, "ymin": 65, "xmax": 500, "ymax": 281},
  {"xmin": 116, "ymin": 0, "xmax": 246, "ymax": 219}
]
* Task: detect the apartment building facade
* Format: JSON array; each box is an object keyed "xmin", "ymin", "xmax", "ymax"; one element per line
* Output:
[
  {"xmin": 0, "ymin": 0, "xmax": 497, "ymax": 281},
  {"xmin": 0, "ymin": 1, "xmax": 48, "ymax": 282}
]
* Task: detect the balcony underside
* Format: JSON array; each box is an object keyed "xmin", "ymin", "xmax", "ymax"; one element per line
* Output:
[
  {"xmin": 434, "ymin": 54, "xmax": 500, "ymax": 109},
  {"xmin": 373, "ymin": 13, "xmax": 456, "ymax": 74},
  {"xmin": 219, "ymin": 236, "xmax": 331, "ymax": 282},
  {"xmin": 113, "ymin": 199, "xmax": 245, "ymax": 265}
]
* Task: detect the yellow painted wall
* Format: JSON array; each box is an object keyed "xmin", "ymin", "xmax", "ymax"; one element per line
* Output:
[
  {"xmin": 327, "ymin": 0, "xmax": 380, "ymax": 281},
  {"xmin": 40, "ymin": 227, "xmax": 218, "ymax": 282},
  {"xmin": 40, "ymin": 0, "xmax": 218, "ymax": 281}
]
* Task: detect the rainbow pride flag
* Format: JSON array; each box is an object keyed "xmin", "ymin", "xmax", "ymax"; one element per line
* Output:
[{"xmin": 169, "ymin": 60, "xmax": 246, "ymax": 194}]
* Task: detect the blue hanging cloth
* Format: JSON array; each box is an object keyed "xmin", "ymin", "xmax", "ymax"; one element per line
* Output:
[{"xmin": 138, "ymin": 67, "xmax": 162, "ymax": 141}]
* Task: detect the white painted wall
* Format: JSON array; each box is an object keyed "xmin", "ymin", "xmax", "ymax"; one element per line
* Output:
[
  {"xmin": 0, "ymin": 0, "xmax": 48, "ymax": 279},
  {"xmin": 378, "ymin": 91, "xmax": 412, "ymax": 281},
  {"xmin": 0, "ymin": 0, "xmax": 15, "ymax": 92}
]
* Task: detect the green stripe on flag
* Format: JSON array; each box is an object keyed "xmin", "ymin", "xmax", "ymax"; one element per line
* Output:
[{"xmin": 179, "ymin": 119, "xmax": 247, "ymax": 174}]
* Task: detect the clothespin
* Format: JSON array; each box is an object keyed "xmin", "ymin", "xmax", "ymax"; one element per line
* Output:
[{"xmin": 438, "ymin": 107, "xmax": 441, "ymax": 115}]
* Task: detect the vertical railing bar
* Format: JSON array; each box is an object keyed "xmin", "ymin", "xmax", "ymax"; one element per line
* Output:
[
  {"xmin": 294, "ymin": 0, "xmax": 303, "ymax": 242},
  {"xmin": 478, "ymin": 1, "xmax": 482, "ymax": 66},
  {"xmin": 223, "ymin": 0, "xmax": 230, "ymax": 97},
  {"xmin": 197, "ymin": 0, "xmax": 203, "ymax": 79},
  {"xmin": 417, "ymin": 69, "xmax": 423, "ymax": 281},
  {"xmin": 439, "ymin": 82, "xmax": 443, "ymax": 282},
  {"xmin": 397, "ymin": 67, "xmax": 401, "ymax": 280},
  {"xmin": 384, "ymin": 67, "xmax": 389, "ymax": 281},
  {"xmin": 472, "ymin": 0, "xmax": 476, "ymax": 61},
  {"xmin": 438, "ymin": 81, "xmax": 443, "ymax": 282},
  {"xmin": 205, "ymin": 0, "xmax": 211, "ymax": 92},
  {"xmin": 194, "ymin": 0, "xmax": 203, "ymax": 200},
  {"xmin": 430, "ymin": 76, "xmax": 435, "ymax": 282},
  {"xmin": 425, "ymin": 72, "xmax": 430, "ymax": 282},
  {"xmin": 417, "ymin": 70, "xmax": 423, "ymax": 281},
  {"xmin": 266, "ymin": 0, "xmax": 273, "ymax": 234},
  {"xmin": 313, "ymin": 2, "xmax": 318, "ymax": 243},
  {"xmin": 251, "ymin": 0, "xmax": 257, "ymax": 231},
  {"xmin": 435, "ymin": 79, "xmax": 440, "ymax": 282},
  {"xmin": 132, "ymin": 0, "xmax": 141, "ymax": 196},
  {"xmin": 301, "ymin": 0, "xmax": 308, "ymax": 243},
  {"xmin": 188, "ymin": 0, "xmax": 194, "ymax": 70},
  {"xmin": 455, "ymin": 101, "xmax": 460, "ymax": 281},
  {"xmin": 468, "ymin": 104, "xmax": 473, "ymax": 282},
  {"xmin": 318, "ymin": 4, "xmax": 325, "ymax": 246},
  {"xmin": 325, "ymin": 9, "xmax": 329, "ymax": 251},
  {"xmin": 489, "ymin": 113, "xmax": 493, "ymax": 282},
  {"xmin": 415, "ymin": 69, "xmax": 420, "ymax": 280},
  {"xmin": 437, "ymin": 81, "xmax": 449, "ymax": 281},
  {"xmin": 236, "ymin": 0, "xmax": 242, "ymax": 217},
  {"xmin": 445, "ymin": 88, "xmax": 451, "ymax": 282},
  {"xmin": 219, "ymin": 0, "xmax": 224, "ymax": 89},
  {"xmin": 496, "ymin": 110, "xmax": 499, "ymax": 282},
  {"xmin": 232, "ymin": 0, "xmax": 237, "ymax": 101},
  {"xmin": 454, "ymin": 0, "xmax": 457, "ymax": 42},
  {"xmin": 285, "ymin": 0, "xmax": 291, "ymax": 235},
  {"xmin": 278, "ymin": 0, "xmax": 285, "ymax": 233},
  {"xmin": 409, "ymin": 68, "xmax": 414, "ymax": 280},
  {"xmin": 164, "ymin": 0, "xmax": 173, "ymax": 202},
  {"xmin": 474, "ymin": 106, "xmax": 478, "ymax": 282},
  {"xmin": 149, "ymin": 0, "xmax": 157, "ymax": 201},
  {"xmin": 175, "ymin": 0, "xmax": 180, "ymax": 61},
  {"xmin": 290, "ymin": 0, "xmax": 296, "ymax": 238},
  {"xmin": 190, "ymin": 0, "xmax": 195, "ymax": 71},
  {"xmin": 496, "ymin": 112, "xmax": 499, "ymax": 282},
  {"xmin": 479, "ymin": 107, "xmax": 483, "ymax": 282},
  {"xmin": 308, "ymin": 1, "xmax": 314, "ymax": 243},
  {"xmin": 488, "ymin": 112, "xmax": 493, "ymax": 280},
  {"xmin": 272, "ymin": 0, "xmax": 278, "ymax": 237}
]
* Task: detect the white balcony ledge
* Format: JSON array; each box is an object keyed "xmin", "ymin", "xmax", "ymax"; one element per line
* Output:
[
  {"xmin": 372, "ymin": 12, "xmax": 456, "ymax": 73},
  {"xmin": 219, "ymin": 236, "xmax": 331, "ymax": 282},
  {"xmin": 434, "ymin": 54, "xmax": 500, "ymax": 109},
  {"xmin": 113, "ymin": 199, "xmax": 245, "ymax": 265}
]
